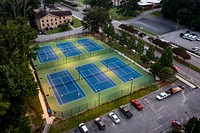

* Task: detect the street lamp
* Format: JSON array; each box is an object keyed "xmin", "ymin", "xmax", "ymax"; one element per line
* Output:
[
  {"xmin": 96, "ymin": 89, "xmax": 101, "ymax": 106},
  {"xmin": 106, "ymin": 57, "xmax": 109, "ymax": 71},
  {"xmin": 175, "ymin": 19, "xmax": 181, "ymax": 30},
  {"xmin": 129, "ymin": 77, "xmax": 134, "ymax": 94}
]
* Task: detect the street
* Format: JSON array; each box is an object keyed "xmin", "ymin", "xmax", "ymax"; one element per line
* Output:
[{"xmin": 66, "ymin": 81, "xmax": 200, "ymax": 133}]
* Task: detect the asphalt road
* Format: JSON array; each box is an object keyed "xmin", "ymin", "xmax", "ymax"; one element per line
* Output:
[{"xmin": 66, "ymin": 81, "xmax": 200, "ymax": 133}]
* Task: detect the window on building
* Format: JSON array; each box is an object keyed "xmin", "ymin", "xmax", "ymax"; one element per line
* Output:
[
  {"xmin": 51, "ymin": 19, "xmax": 53, "ymax": 21},
  {"xmin": 55, "ymin": 18, "xmax": 57, "ymax": 21},
  {"xmin": 42, "ymin": 20, "xmax": 44, "ymax": 22},
  {"xmin": 51, "ymin": 23, "xmax": 53, "ymax": 25},
  {"xmin": 47, "ymin": 24, "xmax": 49, "ymax": 26},
  {"xmin": 43, "ymin": 24, "xmax": 45, "ymax": 26},
  {"xmin": 59, "ymin": 17, "xmax": 61, "ymax": 19},
  {"xmin": 46, "ymin": 19, "xmax": 48, "ymax": 22},
  {"xmin": 63, "ymin": 16, "xmax": 65, "ymax": 19},
  {"xmin": 64, "ymin": 20, "xmax": 66, "ymax": 22},
  {"xmin": 60, "ymin": 21, "xmax": 61, "ymax": 23},
  {"xmin": 55, "ymin": 22, "xmax": 57, "ymax": 25}
]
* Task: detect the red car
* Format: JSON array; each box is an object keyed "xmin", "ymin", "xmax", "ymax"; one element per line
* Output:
[
  {"xmin": 172, "ymin": 65, "xmax": 180, "ymax": 72},
  {"xmin": 131, "ymin": 100, "xmax": 143, "ymax": 110},
  {"xmin": 172, "ymin": 120, "xmax": 182, "ymax": 129}
]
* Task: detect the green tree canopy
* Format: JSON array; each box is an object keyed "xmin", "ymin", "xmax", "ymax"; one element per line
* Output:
[
  {"xmin": 146, "ymin": 45, "xmax": 155, "ymax": 61},
  {"xmin": 159, "ymin": 46, "xmax": 173, "ymax": 67},
  {"xmin": 117, "ymin": 0, "xmax": 139, "ymax": 16},
  {"xmin": 82, "ymin": 7, "xmax": 112, "ymax": 32},
  {"xmin": 84, "ymin": 0, "xmax": 113, "ymax": 10},
  {"xmin": 161, "ymin": 0, "xmax": 200, "ymax": 30}
]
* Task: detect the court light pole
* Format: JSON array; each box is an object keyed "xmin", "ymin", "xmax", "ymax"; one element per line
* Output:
[
  {"xmin": 98, "ymin": 89, "xmax": 101, "ymax": 106},
  {"xmin": 129, "ymin": 77, "xmax": 134, "ymax": 94},
  {"xmin": 175, "ymin": 19, "xmax": 181, "ymax": 30}
]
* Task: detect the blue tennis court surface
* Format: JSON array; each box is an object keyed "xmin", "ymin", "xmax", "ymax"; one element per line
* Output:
[
  {"xmin": 47, "ymin": 70, "xmax": 86, "ymax": 105},
  {"xmin": 101, "ymin": 57, "xmax": 142, "ymax": 82},
  {"xmin": 77, "ymin": 38, "xmax": 103, "ymax": 52},
  {"xmin": 57, "ymin": 42, "xmax": 82, "ymax": 57},
  {"xmin": 76, "ymin": 63, "xmax": 116, "ymax": 93},
  {"xmin": 37, "ymin": 46, "xmax": 59, "ymax": 63}
]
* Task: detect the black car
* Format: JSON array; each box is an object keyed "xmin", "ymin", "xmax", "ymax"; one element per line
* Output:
[
  {"xmin": 94, "ymin": 117, "xmax": 105, "ymax": 130},
  {"xmin": 119, "ymin": 105, "xmax": 133, "ymax": 118}
]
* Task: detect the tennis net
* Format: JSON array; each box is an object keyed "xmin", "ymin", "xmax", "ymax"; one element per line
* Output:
[
  {"xmin": 80, "ymin": 63, "xmax": 130, "ymax": 79},
  {"xmin": 52, "ymin": 77, "xmax": 79, "ymax": 88}
]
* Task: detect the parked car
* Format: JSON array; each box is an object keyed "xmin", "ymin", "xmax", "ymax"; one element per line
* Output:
[
  {"xmin": 108, "ymin": 112, "xmax": 120, "ymax": 124},
  {"xmin": 131, "ymin": 100, "xmax": 143, "ymax": 110},
  {"xmin": 189, "ymin": 35, "xmax": 197, "ymax": 41},
  {"xmin": 191, "ymin": 47, "xmax": 200, "ymax": 52},
  {"xmin": 196, "ymin": 37, "xmax": 200, "ymax": 41},
  {"xmin": 156, "ymin": 91, "xmax": 171, "ymax": 100},
  {"xmin": 186, "ymin": 34, "xmax": 193, "ymax": 40},
  {"xmin": 182, "ymin": 33, "xmax": 190, "ymax": 39},
  {"xmin": 172, "ymin": 64, "xmax": 180, "ymax": 72},
  {"xmin": 94, "ymin": 117, "xmax": 105, "ymax": 130},
  {"xmin": 119, "ymin": 105, "xmax": 133, "ymax": 118},
  {"xmin": 172, "ymin": 120, "xmax": 182, "ymax": 129},
  {"xmin": 79, "ymin": 123, "xmax": 88, "ymax": 133}
]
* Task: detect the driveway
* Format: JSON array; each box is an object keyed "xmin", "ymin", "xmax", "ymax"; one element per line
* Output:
[{"xmin": 66, "ymin": 81, "xmax": 200, "ymax": 133}]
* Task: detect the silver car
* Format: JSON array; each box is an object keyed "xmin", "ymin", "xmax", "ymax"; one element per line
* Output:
[{"xmin": 108, "ymin": 112, "xmax": 120, "ymax": 124}]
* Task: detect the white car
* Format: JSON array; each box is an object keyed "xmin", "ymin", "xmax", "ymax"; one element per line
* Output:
[
  {"xmin": 191, "ymin": 47, "xmax": 200, "ymax": 52},
  {"xmin": 108, "ymin": 112, "xmax": 120, "ymax": 124},
  {"xmin": 182, "ymin": 33, "xmax": 190, "ymax": 39},
  {"xmin": 156, "ymin": 92, "xmax": 171, "ymax": 100},
  {"xmin": 189, "ymin": 35, "xmax": 197, "ymax": 41},
  {"xmin": 79, "ymin": 123, "xmax": 88, "ymax": 133}
]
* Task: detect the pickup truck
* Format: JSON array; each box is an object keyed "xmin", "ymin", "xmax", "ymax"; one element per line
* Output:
[
  {"xmin": 119, "ymin": 106, "xmax": 133, "ymax": 118},
  {"xmin": 168, "ymin": 86, "xmax": 182, "ymax": 94},
  {"xmin": 156, "ymin": 86, "xmax": 182, "ymax": 100}
]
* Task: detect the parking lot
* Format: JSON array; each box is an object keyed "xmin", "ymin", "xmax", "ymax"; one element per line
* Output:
[
  {"xmin": 159, "ymin": 29, "xmax": 200, "ymax": 55},
  {"xmin": 66, "ymin": 81, "xmax": 200, "ymax": 133}
]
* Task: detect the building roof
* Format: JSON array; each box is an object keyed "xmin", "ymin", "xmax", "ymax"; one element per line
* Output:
[
  {"xmin": 138, "ymin": 0, "xmax": 161, "ymax": 6},
  {"xmin": 35, "ymin": 10, "xmax": 72, "ymax": 19}
]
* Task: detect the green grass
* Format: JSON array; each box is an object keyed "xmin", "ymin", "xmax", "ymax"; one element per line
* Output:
[
  {"xmin": 151, "ymin": 11, "xmax": 162, "ymax": 17},
  {"xmin": 75, "ymin": 0, "xmax": 84, "ymax": 3},
  {"xmin": 26, "ymin": 96, "xmax": 44, "ymax": 131},
  {"xmin": 49, "ymin": 85, "xmax": 158, "ymax": 133},
  {"xmin": 46, "ymin": 27, "xmax": 72, "ymax": 34},
  {"xmin": 131, "ymin": 25, "xmax": 157, "ymax": 36},
  {"xmin": 72, "ymin": 16, "xmax": 82, "ymax": 28},
  {"xmin": 109, "ymin": 8, "xmax": 139, "ymax": 21}
]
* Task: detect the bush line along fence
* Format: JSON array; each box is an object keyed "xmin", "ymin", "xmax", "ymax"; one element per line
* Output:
[
  {"xmin": 52, "ymin": 79, "xmax": 154, "ymax": 118},
  {"xmin": 34, "ymin": 48, "xmax": 114, "ymax": 70}
]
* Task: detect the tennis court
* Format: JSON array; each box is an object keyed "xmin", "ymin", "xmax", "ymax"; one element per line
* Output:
[
  {"xmin": 76, "ymin": 63, "xmax": 116, "ymax": 92},
  {"xmin": 77, "ymin": 38, "xmax": 103, "ymax": 52},
  {"xmin": 101, "ymin": 57, "xmax": 142, "ymax": 82},
  {"xmin": 57, "ymin": 42, "xmax": 82, "ymax": 57},
  {"xmin": 47, "ymin": 70, "xmax": 86, "ymax": 105},
  {"xmin": 36, "ymin": 46, "xmax": 59, "ymax": 63}
]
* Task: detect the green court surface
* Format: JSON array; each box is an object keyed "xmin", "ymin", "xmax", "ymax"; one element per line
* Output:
[{"xmin": 33, "ymin": 36, "xmax": 154, "ymax": 118}]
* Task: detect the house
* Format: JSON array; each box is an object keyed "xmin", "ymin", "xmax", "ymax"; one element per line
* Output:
[
  {"xmin": 34, "ymin": 9, "xmax": 72, "ymax": 31},
  {"xmin": 112, "ymin": 0, "xmax": 121, "ymax": 6}
]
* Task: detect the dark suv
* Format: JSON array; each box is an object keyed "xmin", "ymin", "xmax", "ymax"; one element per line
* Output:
[
  {"xmin": 119, "ymin": 105, "xmax": 133, "ymax": 118},
  {"xmin": 94, "ymin": 117, "xmax": 105, "ymax": 130}
]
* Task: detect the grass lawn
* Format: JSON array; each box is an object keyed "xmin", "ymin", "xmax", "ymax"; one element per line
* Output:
[
  {"xmin": 46, "ymin": 27, "xmax": 72, "ymax": 34},
  {"xmin": 26, "ymin": 95, "xmax": 44, "ymax": 132},
  {"xmin": 151, "ymin": 11, "xmax": 162, "ymax": 17},
  {"xmin": 109, "ymin": 8, "xmax": 139, "ymax": 21},
  {"xmin": 131, "ymin": 25, "xmax": 157, "ymax": 36},
  {"xmin": 49, "ymin": 85, "xmax": 158, "ymax": 133},
  {"xmin": 72, "ymin": 16, "xmax": 82, "ymax": 28}
]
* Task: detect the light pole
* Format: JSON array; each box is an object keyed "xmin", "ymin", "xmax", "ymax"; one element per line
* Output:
[
  {"xmin": 129, "ymin": 77, "xmax": 134, "ymax": 94},
  {"xmin": 98, "ymin": 89, "xmax": 101, "ymax": 106},
  {"xmin": 106, "ymin": 57, "xmax": 109, "ymax": 71},
  {"xmin": 175, "ymin": 19, "xmax": 181, "ymax": 30},
  {"xmin": 186, "ymin": 64, "xmax": 191, "ymax": 78}
]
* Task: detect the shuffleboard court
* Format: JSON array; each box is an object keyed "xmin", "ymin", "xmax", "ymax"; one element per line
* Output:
[
  {"xmin": 76, "ymin": 63, "xmax": 116, "ymax": 92},
  {"xmin": 101, "ymin": 57, "xmax": 142, "ymax": 82},
  {"xmin": 36, "ymin": 46, "xmax": 59, "ymax": 63},
  {"xmin": 47, "ymin": 70, "xmax": 86, "ymax": 105},
  {"xmin": 57, "ymin": 42, "xmax": 82, "ymax": 57},
  {"xmin": 77, "ymin": 38, "xmax": 103, "ymax": 52}
]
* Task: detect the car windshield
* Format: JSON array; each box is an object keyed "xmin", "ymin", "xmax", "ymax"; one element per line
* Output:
[{"xmin": 112, "ymin": 114, "xmax": 118, "ymax": 120}]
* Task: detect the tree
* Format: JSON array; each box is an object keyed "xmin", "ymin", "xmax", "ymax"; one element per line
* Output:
[
  {"xmin": 117, "ymin": 0, "xmax": 139, "ymax": 16},
  {"xmin": 184, "ymin": 117, "xmax": 200, "ymax": 133},
  {"xmin": 140, "ymin": 55, "xmax": 149, "ymax": 63},
  {"xmin": 161, "ymin": 0, "xmax": 200, "ymax": 30},
  {"xmin": 136, "ymin": 42, "xmax": 144, "ymax": 55},
  {"xmin": 150, "ymin": 61, "xmax": 163, "ymax": 75},
  {"xmin": 58, "ymin": 22, "xmax": 69, "ymax": 31},
  {"xmin": 82, "ymin": 7, "xmax": 111, "ymax": 32},
  {"xmin": 0, "ymin": 0, "xmax": 39, "ymax": 22},
  {"xmin": 159, "ymin": 67, "xmax": 175, "ymax": 80},
  {"xmin": 146, "ymin": 45, "xmax": 155, "ymax": 61},
  {"xmin": 0, "ymin": 20, "xmax": 38, "ymax": 132},
  {"xmin": 84, "ymin": 0, "xmax": 113, "ymax": 10},
  {"xmin": 103, "ymin": 24, "xmax": 115, "ymax": 39},
  {"xmin": 172, "ymin": 47, "xmax": 191, "ymax": 60},
  {"xmin": 159, "ymin": 46, "xmax": 173, "ymax": 68}
]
